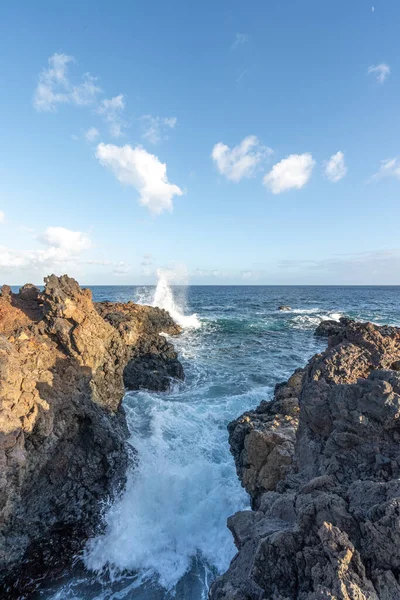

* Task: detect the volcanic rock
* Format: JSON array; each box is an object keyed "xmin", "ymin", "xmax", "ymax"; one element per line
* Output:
[
  {"xmin": 210, "ymin": 319, "xmax": 400, "ymax": 600},
  {"xmin": 0, "ymin": 275, "xmax": 183, "ymax": 597}
]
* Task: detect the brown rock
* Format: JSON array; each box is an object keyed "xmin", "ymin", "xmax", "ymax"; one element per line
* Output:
[
  {"xmin": 0, "ymin": 274, "xmax": 183, "ymax": 596},
  {"xmin": 210, "ymin": 320, "xmax": 400, "ymax": 600}
]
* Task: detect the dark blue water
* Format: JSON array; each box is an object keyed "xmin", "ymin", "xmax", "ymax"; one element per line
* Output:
[{"xmin": 34, "ymin": 285, "xmax": 399, "ymax": 600}]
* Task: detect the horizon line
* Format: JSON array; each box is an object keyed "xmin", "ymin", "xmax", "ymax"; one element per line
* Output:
[{"xmin": 5, "ymin": 283, "xmax": 400, "ymax": 288}]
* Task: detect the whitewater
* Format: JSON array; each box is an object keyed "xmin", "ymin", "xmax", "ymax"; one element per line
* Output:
[{"xmin": 37, "ymin": 282, "xmax": 400, "ymax": 599}]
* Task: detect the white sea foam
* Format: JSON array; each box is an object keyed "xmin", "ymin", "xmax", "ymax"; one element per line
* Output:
[
  {"xmin": 291, "ymin": 311, "xmax": 343, "ymax": 330},
  {"xmin": 84, "ymin": 385, "xmax": 258, "ymax": 593},
  {"xmin": 153, "ymin": 269, "xmax": 201, "ymax": 329}
]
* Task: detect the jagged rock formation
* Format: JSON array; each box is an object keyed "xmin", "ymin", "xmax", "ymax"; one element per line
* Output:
[
  {"xmin": 0, "ymin": 275, "xmax": 183, "ymax": 596},
  {"xmin": 96, "ymin": 301, "xmax": 183, "ymax": 391},
  {"xmin": 210, "ymin": 319, "xmax": 400, "ymax": 600}
]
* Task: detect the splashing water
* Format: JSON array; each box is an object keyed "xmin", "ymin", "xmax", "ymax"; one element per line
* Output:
[
  {"xmin": 152, "ymin": 269, "xmax": 201, "ymax": 329},
  {"xmin": 84, "ymin": 385, "xmax": 254, "ymax": 595},
  {"xmin": 32, "ymin": 285, "xmax": 400, "ymax": 599}
]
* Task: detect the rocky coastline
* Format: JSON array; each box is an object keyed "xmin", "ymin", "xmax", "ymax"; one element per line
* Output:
[
  {"xmin": 0, "ymin": 275, "xmax": 183, "ymax": 597},
  {"xmin": 210, "ymin": 317, "xmax": 400, "ymax": 600}
]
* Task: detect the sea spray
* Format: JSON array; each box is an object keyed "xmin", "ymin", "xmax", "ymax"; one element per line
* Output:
[{"xmin": 152, "ymin": 269, "xmax": 201, "ymax": 329}]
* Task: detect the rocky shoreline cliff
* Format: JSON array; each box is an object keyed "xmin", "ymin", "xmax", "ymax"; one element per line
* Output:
[
  {"xmin": 210, "ymin": 317, "xmax": 400, "ymax": 600},
  {"xmin": 0, "ymin": 275, "xmax": 183, "ymax": 597}
]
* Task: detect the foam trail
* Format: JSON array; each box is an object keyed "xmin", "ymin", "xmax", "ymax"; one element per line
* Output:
[{"xmin": 153, "ymin": 269, "xmax": 201, "ymax": 329}]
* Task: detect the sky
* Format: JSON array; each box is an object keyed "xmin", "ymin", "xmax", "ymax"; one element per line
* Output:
[{"xmin": 1, "ymin": 0, "xmax": 400, "ymax": 285}]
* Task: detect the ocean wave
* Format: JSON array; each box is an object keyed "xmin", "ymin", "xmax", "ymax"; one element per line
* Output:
[{"xmin": 290, "ymin": 311, "xmax": 343, "ymax": 330}]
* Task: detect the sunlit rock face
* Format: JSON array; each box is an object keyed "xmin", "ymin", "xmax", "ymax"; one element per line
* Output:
[
  {"xmin": 0, "ymin": 275, "xmax": 183, "ymax": 596},
  {"xmin": 211, "ymin": 319, "xmax": 400, "ymax": 600}
]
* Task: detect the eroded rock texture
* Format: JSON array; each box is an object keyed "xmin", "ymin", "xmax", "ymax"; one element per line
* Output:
[
  {"xmin": 210, "ymin": 319, "xmax": 400, "ymax": 600},
  {"xmin": 0, "ymin": 275, "xmax": 183, "ymax": 596}
]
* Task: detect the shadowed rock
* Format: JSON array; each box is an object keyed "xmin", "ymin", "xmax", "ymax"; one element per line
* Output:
[{"xmin": 210, "ymin": 319, "xmax": 400, "ymax": 600}]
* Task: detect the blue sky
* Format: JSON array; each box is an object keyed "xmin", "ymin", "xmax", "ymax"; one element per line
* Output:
[{"xmin": 1, "ymin": 0, "xmax": 400, "ymax": 285}]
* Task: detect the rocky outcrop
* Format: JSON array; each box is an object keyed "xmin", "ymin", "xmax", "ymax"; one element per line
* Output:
[
  {"xmin": 210, "ymin": 319, "xmax": 400, "ymax": 600},
  {"xmin": 314, "ymin": 316, "xmax": 354, "ymax": 338},
  {"xmin": 96, "ymin": 301, "xmax": 183, "ymax": 391},
  {"xmin": 0, "ymin": 275, "xmax": 183, "ymax": 596},
  {"xmin": 278, "ymin": 306, "xmax": 291, "ymax": 311}
]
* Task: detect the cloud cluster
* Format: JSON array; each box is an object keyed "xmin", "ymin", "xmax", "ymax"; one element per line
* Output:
[
  {"xmin": 211, "ymin": 136, "xmax": 272, "ymax": 182},
  {"xmin": 141, "ymin": 115, "xmax": 177, "ymax": 145},
  {"xmin": 0, "ymin": 211, "xmax": 4, "ymax": 223},
  {"xmin": 263, "ymin": 153, "xmax": 315, "ymax": 194},
  {"xmin": 95, "ymin": 143, "xmax": 183, "ymax": 214},
  {"xmin": 324, "ymin": 151, "xmax": 347, "ymax": 183},
  {"xmin": 368, "ymin": 63, "xmax": 390, "ymax": 83},
  {"xmin": 34, "ymin": 53, "xmax": 128, "ymax": 138},
  {"xmin": 212, "ymin": 138, "xmax": 349, "ymax": 193},
  {"xmin": 34, "ymin": 53, "xmax": 101, "ymax": 112},
  {"xmin": 0, "ymin": 226, "xmax": 131, "ymax": 278},
  {"xmin": 0, "ymin": 226, "xmax": 92, "ymax": 270}
]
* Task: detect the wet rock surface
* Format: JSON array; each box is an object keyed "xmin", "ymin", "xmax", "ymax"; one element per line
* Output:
[
  {"xmin": 0, "ymin": 275, "xmax": 183, "ymax": 597},
  {"xmin": 210, "ymin": 319, "xmax": 400, "ymax": 600}
]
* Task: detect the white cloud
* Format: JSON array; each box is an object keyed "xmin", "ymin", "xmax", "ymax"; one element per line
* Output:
[
  {"xmin": 368, "ymin": 63, "xmax": 390, "ymax": 83},
  {"xmin": 0, "ymin": 247, "xmax": 28, "ymax": 268},
  {"xmin": 34, "ymin": 53, "xmax": 101, "ymax": 112},
  {"xmin": 0, "ymin": 226, "xmax": 92, "ymax": 271},
  {"xmin": 231, "ymin": 33, "xmax": 249, "ymax": 50},
  {"xmin": 324, "ymin": 151, "xmax": 347, "ymax": 183},
  {"xmin": 263, "ymin": 153, "xmax": 315, "ymax": 194},
  {"xmin": 85, "ymin": 127, "xmax": 100, "ymax": 142},
  {"xmin": 38, "ymin": 226, "xmax": 92, "ymax": 254},
  {"xmin": 95, "ymin": 143, "xmax": 183, "ymax": 214},
  {"xmin": 369, "ymin": 157, "xmax": 400, "ymax": 182},
  {"xmin": 0, "ymin": 226, "xmax": 130, "ymax": 278},
  {"xmin": 97, "ymin": 94, "xmax": 126, "ymax": 138},
  {"xmin": 141, "ymin": 115, "xmax": 178, "ymax": 145},
  {"xmin": 0, "ymin": 211, "xmax": 4, "ymax": 223},
  {"xmin": 211, "ymin": 135, "xmax": 272, "ymax": 182}
]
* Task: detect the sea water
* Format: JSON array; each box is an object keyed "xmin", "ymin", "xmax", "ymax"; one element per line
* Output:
[{"xmin": 35, "ymin": 283, "xmax": 400, "ymax": 600}]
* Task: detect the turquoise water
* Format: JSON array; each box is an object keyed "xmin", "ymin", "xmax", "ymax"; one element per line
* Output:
[{"xmin": 35, "ymin": 285, "xmax": 399, "ymax": 600}]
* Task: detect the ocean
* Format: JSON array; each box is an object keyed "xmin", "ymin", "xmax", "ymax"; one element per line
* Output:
[{"xmin": 34, "ymin": 283, "xmax": 400, "ymax": 600}]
